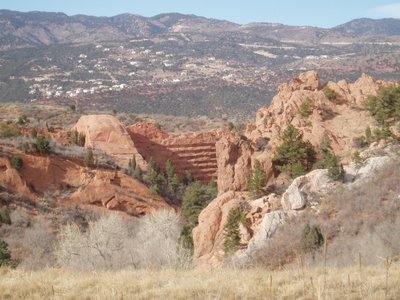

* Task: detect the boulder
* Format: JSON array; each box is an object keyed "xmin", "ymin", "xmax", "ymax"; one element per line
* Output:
[{"xmin": 281, "ymin": 169, "xmax": 331, "ymax": 210}]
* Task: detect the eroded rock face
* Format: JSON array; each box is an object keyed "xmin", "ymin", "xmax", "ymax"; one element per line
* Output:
[
  {"xmin": 69, "ymin": 169, "xmax": 169, "ymax": 216},
  {"xmin": 0, "ymin": 151, "xmax": 170, "ymax": 216},
  {"xmin": 192, "ymin": 192, "xmax": 284, "ymax": 268},
  {"xmin": 73, "ymin": 115, "xmax": 145, "ymax": 169},
  {"xmin": 0, "ymin": 156, "xmax": 35, "ymax": 201},
  {"xmin": 128, "ymin": 123, "xmax": 227, "ymax": 183},
  {"xmin": 192, "ymin": 191, "xmax": 247, "ymax": 268},
  {"xmin": 216, "ymin": 134, "xmax": 253, "ymax": 193}
]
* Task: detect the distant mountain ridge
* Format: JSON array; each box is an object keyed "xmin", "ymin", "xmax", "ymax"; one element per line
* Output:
[
  {"xmin": 1, "ymin": 9, "xmax": 400, "ymax": 48},
  {"xmin": 334, "ymin": 18, "xmax": 400, "ymax": 36}
]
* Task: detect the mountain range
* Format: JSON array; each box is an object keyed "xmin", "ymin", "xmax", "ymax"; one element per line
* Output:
[{"xmin": 1, "ymin": 9, "xmax": 400, "ymax": 48}]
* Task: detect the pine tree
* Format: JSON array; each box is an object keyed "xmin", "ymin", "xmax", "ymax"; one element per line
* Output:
[
  {"xmin": 299, "ymin": 97, "xmax": 314, "ymax": 118},
  {"xmin": 0, "ymin": 240, "xmax": 18, "ymax": 268},
  {"xmin": 165, "ymin": 160, "xmax": 175, "ymax": 180},
  {"xmin": 247, "ymin": 160, "xmax": 266, "ymax": 198},
  {"xmin": 273, "ymin": 124, "xmax": 315, "ymax": 178},
  {"xmin": 128, "ymin": 155, "xmax": 137, "ymax": 176},
  {"xmin": 223, "ymin": 208, "xmax": 246, "ymax": 255},
  {"xmin": 300, "ymin": 224, "xmax": 324, "ymax": 255},
  {"xmin": 33, "ymin": 136, "xmax": 51, "ymax": 154},
  {"xmin": 180, "ymin": 181, "xmax": 216, "ymax": 252},
  {"xmin": 146, "ymin": 158, "xmax": 159, "ymax": 184},
  {"xmin": 0, "ymin": 208, "xmax": 11, "ymax": 225},
  {"xmin": 324, "ymin": 151, "xmax": 343, "ymax": 180}
]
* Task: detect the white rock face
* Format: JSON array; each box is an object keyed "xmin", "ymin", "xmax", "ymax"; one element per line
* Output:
[
  {"xmin": 234, "ymin": 210, "xmax": 297, "ymax": 262},
  {"xmin": 344, "ymin": 156, "xmax": 391, "ymax": 184},
  {"xmin": 249, "ymin": 210, "xmax": 296, "ymax": 248},
  {"xmin": 281, "ymin": 169, "xmax": 331, "ymax": 210}
]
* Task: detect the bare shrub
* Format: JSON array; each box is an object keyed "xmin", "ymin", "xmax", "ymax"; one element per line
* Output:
[
  {"xmin": 132, "ymin": 210, "xmax": 191, "ymax": 269},
  {"xmin": 54, "ymin": 210, "xmax": 189, "ymax": 271},
  {"xmin": 19, "ymin": 222, "xmax": 56, "ymax": 270}
]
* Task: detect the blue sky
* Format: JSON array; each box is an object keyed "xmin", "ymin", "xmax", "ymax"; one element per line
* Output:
[{"xmin": 1, "ymin": 0, "xmax": 400, "ymax": 28}]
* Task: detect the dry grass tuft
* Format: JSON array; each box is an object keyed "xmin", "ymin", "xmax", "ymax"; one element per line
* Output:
[{"xmin": 0, "ymin": 263, "xmax": 399, "ymax": 299}]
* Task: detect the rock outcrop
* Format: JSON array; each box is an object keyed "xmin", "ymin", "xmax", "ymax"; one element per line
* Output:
[
  {"xmin": 217, "ymin": 71, "xmax": 389, "ymax": 192},
  {"xmin": 192, "ymin": 71, "xmax": 395, "ymax": 267},
  {"xmin": 192, "ymin": 191, "xmax": 247, "ymax": 268},
  {"xmin": 0, "ymin": 150, "xmax": 170, "ymax": 216},
  {"xmin": 73, "ymin": 115, "xmax": 145, "ymax": 169},
  {"xmin": 281, "ymin": 169, "xmax": 332, "ymax": 210},
  {"xmin": 216, "ymin": 134, "xmax": 253, "ymax": 193},
  {"xmin": 235, "ymin": 210, "xmax": 297, "ymax": 262}
]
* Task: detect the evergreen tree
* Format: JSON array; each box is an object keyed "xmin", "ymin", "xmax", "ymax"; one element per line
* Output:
[
  {"xmin": 0, "ymin": 240, "xmax": 18, "ymax": 268},
  {"xmin": 0, "ymin": 208, "xmax": 11, "ymax": 225},
  {"xmin": 165, "ymin": 160, "xmax": 175, "ymax": 180},
  {"xmin": 300, "ymin": 224, "xmax": 324, "ymax": 255},
  {"xmin": 299, "ymin": 97, "xmax": 314, "ymax": 118},
  {"xmin": 324, "ymin": 151, "xmax": 343, "ymax": 180},
  {"xmin": 11, "ymin": 155, "xmax": 23, "ymax": 171},
  {"xmin": 352, "ymin": 150, "xmax": 363, "ymax": 166},
  {"xmin": 364, "ymin": 86, "xmax": 400, "ymax": 124},
  {"xmin": 180, "ymin": 181, "xmax": 216, "ymax": 252},
  {"xmin": 247, "ymin": 160, "xmax": 267, "ymax": 198},
  {"xmin": 223, "ymin": 208, "xmax": 245, "ymax": 255},
  {"xmin": 146, "ymin": 158, "xmax": 159, "ymax": 184},
  {"xmin": 273, "ymin": 124, "xmax": 315, "ymax": 178},
  {"xmin": 323, "ymin": 87, "xmax": 337, "ymax": 101},
  {"xmin": 128, "ymin": 155, "xmax": 137, "ymax": 176}
]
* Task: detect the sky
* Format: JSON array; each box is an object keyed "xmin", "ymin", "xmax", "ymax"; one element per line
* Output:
[{"xmin": 1, "ymin": 0, "xmax": 400, "ymax": 28}]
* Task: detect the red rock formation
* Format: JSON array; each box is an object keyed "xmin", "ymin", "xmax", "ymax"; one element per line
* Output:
[
  {"xmin": 217, "ymin": 71, "xmax": 389, "ymax": 192},
  {"xmin": 73, "ymin": 115, "xmax": 146, "ymax": 169},
  {"xmin": 127, "ymin": 123, "xmax": 227, "ymax": 183},
  {"xmin": 193, "ymin": 71, "xmax": 393, "ymax": 267},
  {"xmin": 192, "ymin": 191, "xmax": 247, "ymax": 268},
  {"xmin": 0, "ymin": 150, "xmax": 169, "ymax": 216}
]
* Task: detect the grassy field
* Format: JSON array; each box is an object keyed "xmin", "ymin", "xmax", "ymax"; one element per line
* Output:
[{"xmin": 0, "ymin": 263, "xmax": 399, "ymax": 299}]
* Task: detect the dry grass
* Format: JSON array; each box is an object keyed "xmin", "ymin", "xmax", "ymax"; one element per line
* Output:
[{"xmin": 0, "ymin": 263, "xmax": 399, "ymax": 299}]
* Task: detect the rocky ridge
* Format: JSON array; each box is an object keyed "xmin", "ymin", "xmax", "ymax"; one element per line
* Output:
[{"xmin": 217, "ymin": 71, "xmax": 388, "ymax": 192}]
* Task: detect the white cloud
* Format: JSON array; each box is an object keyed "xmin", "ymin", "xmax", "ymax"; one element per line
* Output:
[{"xmin": 370, "ymin": 3, "xmax": 400, "ymax": 18}]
